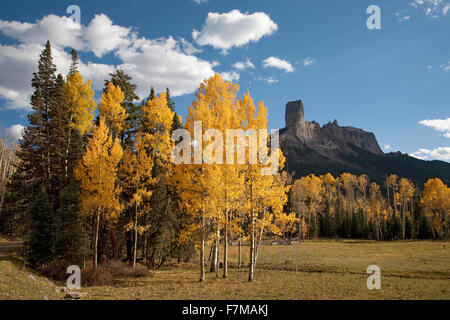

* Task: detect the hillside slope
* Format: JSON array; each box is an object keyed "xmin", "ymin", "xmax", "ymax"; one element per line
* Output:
[{"xmin": 280, "ymin": 100, "xmax": 450, "ymax": 186}]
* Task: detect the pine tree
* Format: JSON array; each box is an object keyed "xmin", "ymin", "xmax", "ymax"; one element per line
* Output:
[
  {"xmin": 69, "ymin": 49, "xmax": 79, "ymax": 76},
  {"xmin": 28, "ymin": 187, "xmax": 56, "ymax": 265},
  {"xmin": 55, "ymin": 181, "xmax": 86, "ymax": 265},
  {"xmin": 166, "ymin": 88, "xmax": 183, "ymax": 132},
  {"xmin": 17, "ymin": 41, "xmax": 57, "ymax": 197}
]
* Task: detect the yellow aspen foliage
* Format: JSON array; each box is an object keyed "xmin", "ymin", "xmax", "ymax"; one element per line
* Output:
[
  {"xmin": 74, "ymin": 116, "xmax": 123, "ymax": 267},
  {"xmin": 421, "ymin": 178, "xmax": 450, "ymax": 238},
  {"xmin": 320, "ymin": 173, "xmax": 337, "ymax": 216},
  {"xmin": 292, "ymin": 174, "xmax": 324, "ymax": 239},
  {"xmin": 64, "ymin": 71, "xmax": 97, "ymax": 135},
  {"xmin": 141, "ymin": 91, "xmax": 175, "ymax": 164},
  {"xmin": 339, "ymin": 172, "xmax": 357, "ymax": 217},
  {"xmin": 99, "ymin": 82, "xmax": 127, "ymax": 136},
  {"xmin": 173, "ymin": 74, "xmax": 240, "ymax": 281},
  {"xmin": 120, "ymin": 136, "xmax": 156, "ymax": 268},
  {"xmin": 235, "ymin": 89, "xmax": 287, "ymax": 281},
  {"xmin": 368, "ymin": 182, "xmax": 384, "ymax": 240},
  {"xmin": 399, "ymin": 178, "xmax": 415, "ymax": 239},
  {"xmin": 386, "ymin": 174, "xmax": 399, "ymax": 216}
]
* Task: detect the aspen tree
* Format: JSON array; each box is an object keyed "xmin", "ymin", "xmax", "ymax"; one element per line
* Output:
[
  {"xmin": 74, "ymin": 117, "xmax": 123, "ymax": 268},
  {"xmin": 421, "ymin": 178, "xmax": 449, "ymax": 239},
  {"xmin": 99, "ymin": 82, "xmax": 127, "ymax": 138},
  {"xmin": 399, "ymin": 178, "xmax": 414, "ymax": 239}
]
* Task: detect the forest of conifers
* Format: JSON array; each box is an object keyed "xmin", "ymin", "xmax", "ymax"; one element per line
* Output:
[{"xmin": 0, "ymin": 41, "xmax": 449, "ymax": 282}]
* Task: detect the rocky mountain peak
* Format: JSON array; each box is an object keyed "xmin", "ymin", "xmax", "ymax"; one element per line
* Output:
[{"xmin": 281, "ymin": 100, "xmax": 384, "ymax": 159}]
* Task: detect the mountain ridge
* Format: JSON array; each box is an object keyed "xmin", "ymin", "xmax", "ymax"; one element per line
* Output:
[{"xmin": 279, "ymin": 100, "xmax": 450, "ymax": 187}]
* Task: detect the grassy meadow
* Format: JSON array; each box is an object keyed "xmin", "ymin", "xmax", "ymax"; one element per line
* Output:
[{"xmin": 1, "ymin": 239, "xmax": 449, "ymax": 300}]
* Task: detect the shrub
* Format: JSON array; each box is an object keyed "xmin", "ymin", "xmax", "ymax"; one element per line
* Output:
[
  {"xmin": 40, "ymin": 259, "xmax": 71, "ymax": 281},
  {"xmin": 81, "ymin": 260, "xmax": 150, "ymax": 286}
]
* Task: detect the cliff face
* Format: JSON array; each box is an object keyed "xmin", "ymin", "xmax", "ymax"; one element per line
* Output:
[
  {"xmin": 279, "ymin": 100, "xmax": 450, "ymax": 186},
  {"xmin": 281, "ymin": 100, "xmax": 383, "ymax": 162}
]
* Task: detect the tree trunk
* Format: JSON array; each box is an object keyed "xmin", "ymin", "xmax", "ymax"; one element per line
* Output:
[
  {"xmin": 223, "ymin": 223, "xmax": 228, "ymax": 278},
  {"xmin": 238, "ymin": 230, "xmax": 242, "ymax": 269},
  {"xmin": 238, "ymin": 211, "xmax": 242, "ymax": 269},
  {"xmin": 223, "ymin": 218, "xmax": 228, "ymax": 278},
  {"xmin": 133, "ymin": 204, "xmax": 138, "ymax": 269},
  {"xmin": 248, "ymin": 182, "xmax": 254, "ymax": 282},
  {"xmin": 210, "ymin": 243, "xmax": 217, "ymax": 272},
  {"xmin": 199, "ymin": 213, "xmax": 205, "ymax": 282},
  {"xmin": 94, "ymin": 211, "xmax": 100, "ymax": 268}
]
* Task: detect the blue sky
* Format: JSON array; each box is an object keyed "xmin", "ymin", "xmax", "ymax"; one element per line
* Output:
[{"xmin": 0, "ymin": 0, "xmax": 449, "ymax": 161}]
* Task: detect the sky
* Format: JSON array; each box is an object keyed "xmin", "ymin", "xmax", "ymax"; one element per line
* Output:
[{"xmin": 0, "ymin": 0, "xmax": 449, "ymax": 161}]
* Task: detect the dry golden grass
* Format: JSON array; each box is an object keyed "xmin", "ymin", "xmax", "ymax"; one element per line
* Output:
[
  {"xmin": 1, "ymin": 240, "xmax": 449, "ymax": 300},
  {"xmin": 83, "ymin": 240, "xmax": 450, "ymax": 300},
  {"xmin": 0, "ymin": 257, "xmax": 63, "ymax": 300}
]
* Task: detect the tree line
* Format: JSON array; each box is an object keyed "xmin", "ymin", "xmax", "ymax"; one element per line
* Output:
[
  {"xmin": 0, "ymin": 41, "xmax": 448, "ymax": 283},
  {"xmin": 289, "ymin": 173, "xmax": 449, "ymax": 241}
]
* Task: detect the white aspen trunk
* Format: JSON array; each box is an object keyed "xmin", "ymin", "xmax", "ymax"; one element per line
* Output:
[
  {"xmin": 210, "ymin": 242, "xmax": 217, "ymax": 272},
  {"xmin": 133, "ymin": 203, "xmax": 138, "ymax": 270},
  {"xmin": 402, "ymin": 197, "xmax": 406, "ymax": 240},
  {"xmin": 215, "ymin": 226, "xmax": 219, "ymax": 277},
  {"xmin": 238, "ymin": 211, "xmax": 242, "ymax": 268},
  {"xmin": 248, "ymin": 181, "xmax": 254, "ymax": 282},
  {"xmin": 200, "ymin": 210, "xmax": 205, "ymax": 282},
  {"xmin": 223, "ymin": 210, "xmax": 228, "ymax": 278},
  {"xmin": 94, "ymin": 210, "xmax": 100, "ymax": 269}
]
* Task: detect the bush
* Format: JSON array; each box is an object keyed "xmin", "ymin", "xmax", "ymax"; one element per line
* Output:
[
  {"xmin": 81, "ymin": 265, "xmax": 114, "ymax": 286},
  {"xmin": 81, "ymin": 260, "xmax": 150, "ymax": 286},
  {"xmin": 40, "ymin": 259, "xmax": 72, "ymax": 281}
]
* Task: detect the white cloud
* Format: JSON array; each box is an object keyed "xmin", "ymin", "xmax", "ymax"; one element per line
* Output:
[
  {"xmin": 6, "ymin": 124, "xmax": 24, "ymax": 140},
  {"xmin": 303, "ymin": 57, "xmax": 316, "ymax": 67},
  {"xmin": 443, "ymin": 3, "xmax": 450, "ymax": 14},
  {"xmin": 384, "ymin": 144, "xmax": 391, "ymax": 150},
  {"xmin": 220, "ymin": 71, "xmax": 240, "ymax": 82},
  {"xmin": 84, "ymin": 14, "xmax": 131, "ymax": 58},
  {"xmin": 398, "ymin": 15, "xmax": 411, "ymax": 22},
  {"xmin": 193, "ymin": 0, "xmax": 209, "ymax": 3},
  {"xmin": 263, "ymin": 56, "xmax": 294, "ymax": 73},
  {"xmin": 0, "ymin": 15, "xmax": 85, "ymax": 50},
  {"xmin": 232, "ymin": 58, "xmax": 254, "ymax": 70},
  {"xmin": 0, "ymin": 13, "xmax": 220, "ymax": 111},
  {"xmin": 180, "ymin": 37, "xmax": 202, "ymax": 55},
  {"xmin": 258, "ymin": 76, "xmax": 279, "ymax": 84},
  {"xmin": 0, "ymin": 42, "xmax": 114, "ymax": 111},
  {"xmin": 116, "ymin": 36, "xmax": 216, "ymax": 97},
  {"xmin": 411, "ymin": 147, "xmax": 450, "ymax": 161},
  {"xmin": 193, "ymin": 10, "xmax": 277, "ymax": 53},
  {"xmin": 439, "ymin": 60, "xmax": 450, "ymax": 70},
  {"xmin": 419, "ymin": 118, "xmax": 450, "ymax": 138},
  {"xmin": 409, "ymin": 0, "xmax": 450, "ymax": 17}
]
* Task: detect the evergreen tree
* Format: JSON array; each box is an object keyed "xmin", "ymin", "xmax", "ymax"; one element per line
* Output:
[
  {"xmin": 28, "ymin": 187, "xmax": 56, "ymax": 265},
  {"xmin": 69, "ymin": 49, "xmax": 79, "ymax": 75},
  {"xmin": 166, "ymin": 88, "xmax": 182, "ymax": 131},
  {"xmin": 17, "ymin": 40, "xmax": 57, "ymax": 197},
  {"xmin": 55, "ymin": 181, "xmax": 86, "ymax": 265},
  {"xmin": 0, "ymin": 169, "xmax": 28, "ymax": 238},
  {"xmin": 147, "ymin": 87, "xmax": 155, "ymax": 104}
]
